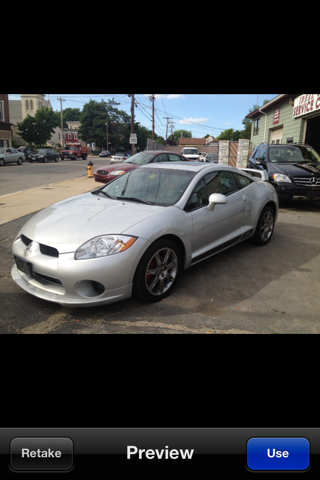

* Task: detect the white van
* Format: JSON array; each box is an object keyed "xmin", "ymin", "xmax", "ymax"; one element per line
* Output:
[{"xmin": 181, "ymin": 148, "xmax": 200, "ymax": 161}]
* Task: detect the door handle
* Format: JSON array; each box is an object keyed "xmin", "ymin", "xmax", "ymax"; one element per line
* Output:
[{"xmin": 243, "ymin": 196, "xmax": 248, "ymax": 202}]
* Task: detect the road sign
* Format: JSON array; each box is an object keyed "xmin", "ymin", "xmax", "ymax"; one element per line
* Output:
[{"xmin": 130, "ymin": 135, "xmax": 137, "ymax": 144}]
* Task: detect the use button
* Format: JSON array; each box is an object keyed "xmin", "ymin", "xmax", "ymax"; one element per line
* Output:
[{"xmin": 247, "ymin": 438, "xmax": 310, "ymax": 471}]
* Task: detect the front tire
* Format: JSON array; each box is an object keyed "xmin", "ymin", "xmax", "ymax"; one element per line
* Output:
[
  {"xmin": 17, "ymin": 158, "xmax": 23, "ymax": 165},
  {"xmin": 133, "ymin": 239, "xmax": 181, "ymax": 303},
  {"xmin": 252, "ymin": 206, "xmax": 275, "ymax": 246}
]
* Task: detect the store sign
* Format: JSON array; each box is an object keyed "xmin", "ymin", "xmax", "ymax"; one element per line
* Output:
[
  {"xmin": 273, "ymin": 108, "xmax": 280, "ymax": 125},
  {"xmin": 293, "ymin": 94, "xmax": 320, "ymax": 118}
]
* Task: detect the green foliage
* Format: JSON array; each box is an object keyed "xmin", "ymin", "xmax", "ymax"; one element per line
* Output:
[
  {"xmin": 172, "ymin": 130, "xmax": 192, "ymax": 144},
  {"xmin": 17, "ymin": 107, "xmax": 60, "ymax": 147},
  {"xmin": 78, "ymin": 99, "xmax": 132, "ymax": 151},
  {"xmin": 217, "ymin": 128, "xmax": 242, "ymax": 141}
]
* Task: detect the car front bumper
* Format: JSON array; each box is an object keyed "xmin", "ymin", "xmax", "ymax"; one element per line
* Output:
[
  {"xmin": 272, "ymin": 182, "xmax": 320, "ymax": 199},
  {"xmin": 11, "ymin": 237, "xmax": 150, "ymax": 307}
]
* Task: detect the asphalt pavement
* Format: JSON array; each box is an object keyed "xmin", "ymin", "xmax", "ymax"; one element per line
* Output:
[{"xmin": 1, "ymin": 165, "xmax": 320, "ymax": 334}]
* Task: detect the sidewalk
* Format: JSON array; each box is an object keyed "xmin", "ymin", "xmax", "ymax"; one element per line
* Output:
[{"xmin": 0, "ymin": 176, "xmax": 96, "ymax": 226}]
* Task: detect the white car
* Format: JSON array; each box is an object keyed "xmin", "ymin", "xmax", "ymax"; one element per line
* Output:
[
  {"xmin": 199, "ymin": 153, "xmax": 208, "ymax": 162},
  {"xmin": 110, "ymin": 152, "xmax": 131, "ymax": 164},
  {"xmin": 0, "ymin": 148, "xmax": 25, "ymax": 166}
]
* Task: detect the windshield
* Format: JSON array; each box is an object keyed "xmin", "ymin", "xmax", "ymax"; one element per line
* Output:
[
  {"xmin": 123, "ymin": 152, "xmax": 155, "ymax": 165},
  {"xmin": 37, "ymin": 149, "xmax": 48, "ymax": 154},
  {"xmin": 183, "ymin": 149, "xmax": 199, "ymax": 155},
  {"xmin": 100, "ymin": 168, "xmax": 195, "ymax": 206},
  {"xmin": 65, "ymin": 147, "xmax": 77, "ymax": 151},
  {"xmin": 269, "ymin": 146, "xmax": 320, "ymax": 164}
]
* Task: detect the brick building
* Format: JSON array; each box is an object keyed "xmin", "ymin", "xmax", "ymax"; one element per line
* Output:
[{"xmin": 0, "ymin": 94, "xmax": 13, "ymax": 147}]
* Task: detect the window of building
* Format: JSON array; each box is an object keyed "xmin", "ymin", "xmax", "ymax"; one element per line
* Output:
[
  {"xmin": 25, "ymin": 100, "xmax": 29, "ymax": 111},
  {"xmin": 30, "ymin": 100, "xmax": 34, "ymax": 111},
  {"xmin": 0, "ymin": 101, "xmax": 4, "ymax": 121},
  {"xmin": 68, "ymin": 134, "xmax": 72, "ymax": 140},
  {"xmin": 74, "ymin": 134, "xmax": 77, "ymax": 140},
  {"xmin": 253, "ymin": 118, "xmax": 260, "ymax": 136}
]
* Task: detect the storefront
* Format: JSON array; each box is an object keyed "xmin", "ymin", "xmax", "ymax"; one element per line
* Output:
[{"xmin": 247, "ymin": 94, "xmax": 320, "ymax": 153}]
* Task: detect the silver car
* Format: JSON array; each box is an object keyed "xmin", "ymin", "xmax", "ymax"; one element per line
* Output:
[
  {"xmin": 11, "ymin": 163, "xmax": 279, "ymax": 307},
  {"xmin": 0, "ymin": 148, "xmax": 25, "ymax": 166}
]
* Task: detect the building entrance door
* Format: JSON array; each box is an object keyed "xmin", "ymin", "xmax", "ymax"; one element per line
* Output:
[
  {"xmin": 305, "ymin": 114, "xmax": 320, "ymax": 153},
  {"xmin": 270, "ymin": 127, "xmax": 283, "ymax": 144}
]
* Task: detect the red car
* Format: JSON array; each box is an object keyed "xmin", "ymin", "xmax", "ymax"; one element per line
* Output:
[{"xmin": 94, "ymin": 151, "xmax": 191, "ymax": 184}]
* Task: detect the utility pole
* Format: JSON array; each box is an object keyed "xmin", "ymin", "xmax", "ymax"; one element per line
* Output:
[
  {"xmin": 149, "ymin": 94, "xmax": 156, "ymax": 141},
  {"xmin": 170, "ymin": 121, "xmax": 175, "ymax": 140},
  {"xmin": 163, "ymin": 117, "xmax": 172, "ymax": 148},
  {"xmin": 128, "ymin": 94, "xmax": 135, "ymax": 156},
  {"xmin": 57, "ymin": 97, "xmax": 66, "ymax": 147},
  {"xmin": 105, "ymin": 122, "xmax": 109, "ymax": 151}
]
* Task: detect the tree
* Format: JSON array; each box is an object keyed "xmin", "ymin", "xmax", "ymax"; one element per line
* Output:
[
  {"xmin": 172, "ymin": 129, "xmax": 192, "ymax": 144},
  {"xmin": 17, "ymin": 107, "xmax": 60, "ymax": 147},
  {"xmin": 216, "ymin": 128, "xmax": 242, "ymax": 141},
  {"xmin": 78, "ymin": 99, "xmax": 131, "ymax": 150}
]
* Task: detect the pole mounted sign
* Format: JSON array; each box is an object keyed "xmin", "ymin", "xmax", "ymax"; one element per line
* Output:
[{"xmin": 130, "ymin": 134, "xmax": 137, "ymax": 145}]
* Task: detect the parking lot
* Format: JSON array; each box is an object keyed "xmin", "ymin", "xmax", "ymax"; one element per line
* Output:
[{"xmin": 0, "ymin": 160, "xmax": 319, "ymax": 334}]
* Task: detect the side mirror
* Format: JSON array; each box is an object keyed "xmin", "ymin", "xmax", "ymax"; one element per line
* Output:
[
  {"xmin": 256, "ymin": 160, "xmax": 267, "ymax": 169},
  {"xmin": 207, "ymin": 193, "xmax": 228, "ymax": 211}
]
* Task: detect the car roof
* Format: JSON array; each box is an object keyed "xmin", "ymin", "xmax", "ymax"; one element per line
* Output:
[{"xmin": 140, "ymin": 162, "xmax": 231, "ymax": 173}]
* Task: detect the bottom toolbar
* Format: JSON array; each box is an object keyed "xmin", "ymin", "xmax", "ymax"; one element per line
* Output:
[{"xmin": 1, "ymin": 428, "xmax": 319, "ymax": 478}]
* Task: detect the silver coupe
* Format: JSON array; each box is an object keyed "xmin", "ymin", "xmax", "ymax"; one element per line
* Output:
[{"xmin": 11, "ymin": 163, "xmax": 279, "ymax": 307}]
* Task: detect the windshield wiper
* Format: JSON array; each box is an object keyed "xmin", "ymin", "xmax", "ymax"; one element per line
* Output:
[
  {"xmin": 120, "ymin": 197, "xmax": 152, "ymax": 205},
  {"xmin": 92, "ymin": 190, "xmax": 116, "ymax": 199}
]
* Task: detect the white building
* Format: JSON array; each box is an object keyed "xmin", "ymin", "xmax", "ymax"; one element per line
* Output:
[{"xmin": 9, "ymin": 94, "xmax": 62, "ymax": 147}]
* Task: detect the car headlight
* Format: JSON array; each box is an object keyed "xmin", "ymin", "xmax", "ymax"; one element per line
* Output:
[
  {"xmin": 273, "ymin": 174, "xmax": 292, "ymax": 183},
  {"xmin": 75, "ymin": 235, "xmax": 137, "ymax": 260},
  {"xmin": 110, "ymin": 171, "xmax": 126, "ymax": 176}
]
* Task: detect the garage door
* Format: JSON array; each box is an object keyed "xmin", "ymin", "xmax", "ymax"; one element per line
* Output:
[{"xmin": 270, "ymin": 128, "xmax": 283, "ymax": 144}]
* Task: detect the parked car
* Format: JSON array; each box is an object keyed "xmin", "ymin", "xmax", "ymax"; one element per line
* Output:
[
  {"xmin": 11, "ymin": 162, "xmax": 278, "ymax": 307},
  {"xmin": 248, "ymin": 143, "xmax": 320, "ymax": 201},
  {"xmin": 17, "ymin": 146, "xmax": 37, "ymax": 161},
  {"xmin": 207, "ymin": 154, "xmax": 219, "ymax": 164},
  {"xmin": 199, "ymin": 152, "xmax": 208, "ymax": 162},
  {"xmin": 0, "ymin": 148, "xmax": 25, "ymax": 166},
  {"xmin": 110, "ymin": 152, "xmax": 131, "ymax": 163},
  {"xmin": 94, "ymin": 151, "xmax": 190, "ymax": 184},
  {"xmin": 28, "ymin": 149, "xmax": 60, "ymax": 163},
  {"xmin": 100, "ymin": 151, "xmax": 111, "ymax": 158}
]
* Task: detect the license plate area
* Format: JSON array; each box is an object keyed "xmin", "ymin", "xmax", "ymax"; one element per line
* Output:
[{"xmin": 14, "ymin": 255, "xmax": 32, "ymax": 276}]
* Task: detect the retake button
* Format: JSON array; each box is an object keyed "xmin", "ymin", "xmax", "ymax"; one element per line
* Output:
[
  {"xmin": 10, "ymin": 438, "xmax": 73, "ymax": 472},
  {"xmin": 247, "ymin": 438, "xmax": 310, "ymax": 471}
]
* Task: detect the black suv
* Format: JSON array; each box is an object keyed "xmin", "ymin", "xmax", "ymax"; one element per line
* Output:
[{"xmin": 248, "ymin": 143, "xmax": 320, "ymax": 201}]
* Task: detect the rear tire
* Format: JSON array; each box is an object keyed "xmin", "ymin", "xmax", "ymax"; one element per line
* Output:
[{"xmin": 252, "ymin": 206, "xmax": 275, "ymax": 246}]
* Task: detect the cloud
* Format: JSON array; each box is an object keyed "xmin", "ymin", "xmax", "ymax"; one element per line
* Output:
[
  {"xmin": 166, "ymin": 94, "xmax": 186, "ymax": 99},
  {"xmin": 176, "ymin": 117, "xmax": 209, "ymax": 125}
]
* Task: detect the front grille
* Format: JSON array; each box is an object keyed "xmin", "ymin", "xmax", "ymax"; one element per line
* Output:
[
  {"xmin": 21, "ymin": 235, "xmax": 32, "ymax": 247},
  {"xmin": 40, "ymin": 244, "xmax": 59, "ymax": 258},
  {"xmin": 98, "ymin": 170, "xmax": 109, "ymax": 175},
  {"xmin": 293, "ymin": 176, "xmax": 320, "ymax": 186},
  {"xmin": 20, "ymin": 235, "xmax": 59, "ymax": 258},
  {"xmin": 32, "ymin": 272, "xmax": 63, "ymax": 286}
]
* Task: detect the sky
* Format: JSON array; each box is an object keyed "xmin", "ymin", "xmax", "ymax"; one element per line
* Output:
[{"xmin": 8, "ymin": 94, "xmax": 279, "ymax": 139}]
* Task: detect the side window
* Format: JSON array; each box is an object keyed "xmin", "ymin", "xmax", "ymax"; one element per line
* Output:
[
  {"xmin": 253, "ymin": 146, "xmax": 262, "ymax": 159},
  {"xmin": 259, "ymin": 147, "xmax": 266, "ymax": 161},
  {"xmin": 168, "ymin": 154, "xmax": 183, "ymax": 162},
  {"xmin": 207, "ymin": 171, "xmax": 239, "ymax": 196},
  {"xmin": 153, "ymin": 154, "xmax": 168, "ymax": 163},
  {"xmin": 234, "ymin": 173, "xmax": 253, "ymax": 189},
  {"xmin": 185, "ymin": 178, "xmax": 207, "ymax": 212}
]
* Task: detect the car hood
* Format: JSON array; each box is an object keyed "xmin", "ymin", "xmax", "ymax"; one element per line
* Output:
[
  {"xmin": 20, "ymin": 193, "xmax": 164, "ymax": 253},
  {"xmin": 268, "ymin": 162, "xmax": 320, "ymax": 176}
]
